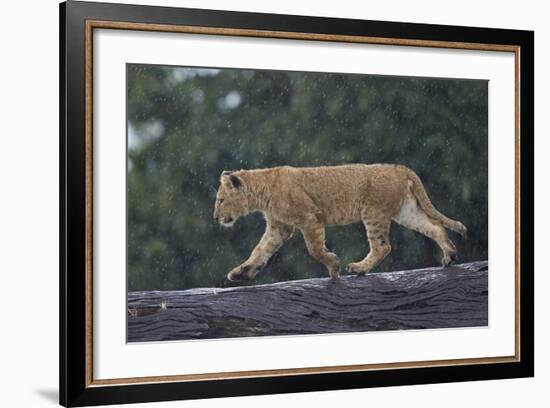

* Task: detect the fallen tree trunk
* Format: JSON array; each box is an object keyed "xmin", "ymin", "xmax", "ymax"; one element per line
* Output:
[{"xmin": 128, "ymin": 260, "xmax": 488, "ymax": 342}]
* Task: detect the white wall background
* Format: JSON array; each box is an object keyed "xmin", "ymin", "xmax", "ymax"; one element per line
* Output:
[{"xmin": 0, "ymin": 0, "xmax": 545, "ymax": 407}]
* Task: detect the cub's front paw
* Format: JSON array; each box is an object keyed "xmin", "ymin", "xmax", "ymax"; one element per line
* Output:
[
  {"xmin": 346, "ymin": 262, "xmax": 367, "ymax": 275},
  {"xmin": 227, "ymin": 264, "xmax": 254, "ymax": 282},
  {"xmin": 327, "ymin": 253, "xmax": 341, "ymax": 279},
  {"xmin": 328, "ymin": 265, "xmax": 340, "ymax": 279}
]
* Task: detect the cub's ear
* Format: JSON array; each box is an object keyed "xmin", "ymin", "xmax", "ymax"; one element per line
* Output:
[
  {"xmin": 220, "ymin": 170, "xmax": 241, "ymax": 189},
  {"xmin": 229, "ymin": 174, "xmax": 242, "ymax": 189}
]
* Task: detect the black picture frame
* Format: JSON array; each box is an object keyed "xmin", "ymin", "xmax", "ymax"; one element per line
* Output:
[{"xmin": 60, "ymin": 1, "xmax": 534, "ymax": 406}]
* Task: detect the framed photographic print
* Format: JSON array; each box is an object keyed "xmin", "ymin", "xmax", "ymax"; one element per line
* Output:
[{"xmin": 60, "ymin": 0, "xmax": 534, "ymax": 406}]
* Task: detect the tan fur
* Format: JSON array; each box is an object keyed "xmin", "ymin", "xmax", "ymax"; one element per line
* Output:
[{"xmin": 213, "ymin": 164, "xmax": 467, "ymax": 281}]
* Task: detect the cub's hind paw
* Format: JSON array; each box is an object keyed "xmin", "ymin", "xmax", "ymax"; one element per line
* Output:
[{"xmin": 441, "ymin": 252, "xmax": 458, "ymax": 267}]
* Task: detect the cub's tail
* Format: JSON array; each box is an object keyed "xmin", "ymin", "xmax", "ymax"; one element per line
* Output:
[{"xmin": 405, "ymin": 168, "xmax": 468, "ymax": 239}]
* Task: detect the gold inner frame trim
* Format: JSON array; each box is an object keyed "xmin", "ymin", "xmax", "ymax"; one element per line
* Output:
[
  {"xmin": 84, "ymin": 19, "xmax": 522, "ymax": 388},
  {"xmin": 91, "ymin": 356, "xmax": 517, "ymax": 387}
]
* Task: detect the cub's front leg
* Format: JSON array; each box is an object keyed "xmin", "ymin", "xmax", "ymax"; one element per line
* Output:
[
  {"xmin": 227, "ymin": 219, "xmax": 293, "ymax": 281},
  {"xmin": 299, "ymin": 217, "xmax": 341, "ymax": 279}
]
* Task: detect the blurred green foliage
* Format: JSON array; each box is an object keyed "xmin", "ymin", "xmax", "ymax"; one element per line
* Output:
[{"xmin": 127, "ymin": 64, "xmax": 488, "ymax": 291}]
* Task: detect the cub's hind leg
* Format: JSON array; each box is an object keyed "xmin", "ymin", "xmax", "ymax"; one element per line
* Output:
[
  {"xmin": 347, "ymin": 212, "xmax": 392, "ymax": 274},
  {"xmin": 299, "ymin": 217, "xmax": 341, "ymax": 279},
  {"xmin": 393, "ymin": 198, "xmax": 457, "ymax": 267}
]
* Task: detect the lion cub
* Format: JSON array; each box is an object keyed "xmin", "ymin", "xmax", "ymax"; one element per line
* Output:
[{"xmin": 213, "ymin": 164, "xmax": 467, "ymax": 282}]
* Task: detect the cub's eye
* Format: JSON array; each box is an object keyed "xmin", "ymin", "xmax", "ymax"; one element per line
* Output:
[{"xmin": 218, "ymin": 198, "xmax": 224, "ymax": 204}]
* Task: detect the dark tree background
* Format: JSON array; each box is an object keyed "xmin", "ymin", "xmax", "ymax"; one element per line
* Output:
[{"xmin": 127, "ymin": 64, "xmax": 488, "ymax": 291}]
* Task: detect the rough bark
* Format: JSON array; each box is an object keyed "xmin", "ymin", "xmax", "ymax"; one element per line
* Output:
[{"xmin": 127, "ymin": 260, "xmax": 488, "ymax": 342}]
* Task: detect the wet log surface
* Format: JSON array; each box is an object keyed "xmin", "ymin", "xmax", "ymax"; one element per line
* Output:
[{"xmin": 127, "ymin": 260, "xmax": 488, "ymax": 342}]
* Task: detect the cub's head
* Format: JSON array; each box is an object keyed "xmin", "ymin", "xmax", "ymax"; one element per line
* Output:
[{"xmin": 213, "ymin": 171, "xmax": 247, "ymax": 227}]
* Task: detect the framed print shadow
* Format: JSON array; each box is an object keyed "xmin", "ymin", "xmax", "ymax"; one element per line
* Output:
[{"xmin": 60, "ymin": 1, "xmax": 534, "ymax": 406}]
